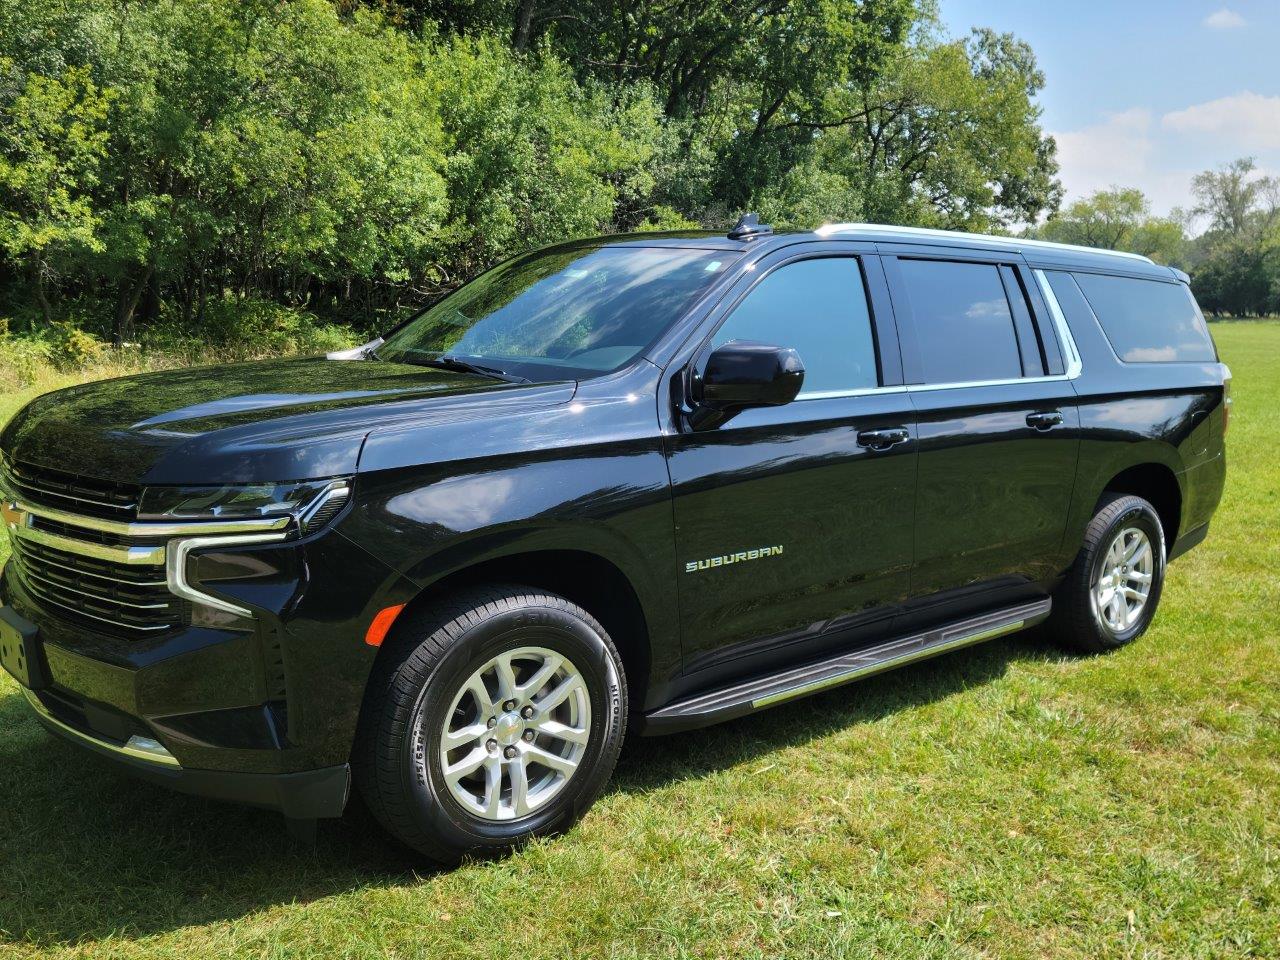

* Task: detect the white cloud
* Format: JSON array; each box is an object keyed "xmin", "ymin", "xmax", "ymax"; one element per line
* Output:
[
  {"xmin": 1161, "ymin": 92, "xmax": 1280, "ymax": 151},
  {"xmin": 1051, "ymin": 108, "xmax": 1154, "ymax": 198},
  {"xmin": 1203, "ymin": 8, "xmax": 1246, "ymax": 29}
]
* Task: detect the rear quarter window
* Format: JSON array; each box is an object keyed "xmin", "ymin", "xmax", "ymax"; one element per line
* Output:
[{"xmin": 1072, "ymin": 272, "xmax": 1216, "ymax": 363}]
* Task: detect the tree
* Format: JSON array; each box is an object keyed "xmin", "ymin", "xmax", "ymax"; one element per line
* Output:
[
  {"xmin": 1035, "ymin": 187, "xmax": 1186, "ymax": 265},
  {"xmin": 1187, "ymin": 158, "xmax": 1280, "ymax": 316},
  {"xmin": 1191, "ymin": 157, "xmax": 1279, "ymax": 239},
  {"xmin": 0, "ymin": 60, "xmax": 109, "ymax": 323},
  {"xmin": 751, "ymin": 27, "xmax": 1061, "ymax": 231}
]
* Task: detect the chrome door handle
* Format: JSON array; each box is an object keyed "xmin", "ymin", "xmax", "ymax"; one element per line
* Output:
[
  {"xmin": 1026, "ymin": 411, "xmax": 1063, "ymax": 431},
  {"xmin": 856, "ymin": 427, "xmax": 910, "ymax": 450}
]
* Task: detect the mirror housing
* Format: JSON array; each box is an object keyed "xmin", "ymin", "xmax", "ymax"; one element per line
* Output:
[{"xmin": 689, "ymin": 340, "xmax": 805, "ymax": 430}]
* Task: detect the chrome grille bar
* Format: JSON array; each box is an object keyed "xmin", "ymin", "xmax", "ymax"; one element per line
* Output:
[
  {"xmin": 2, "ymin": 458, "xmax": 138, "ymax": 516},
  {"xmin": 19, "ymin": 575, "xmax": 175, "ymax": 633},
  {"xmin": 12, "ymin": 544, "xmax": 167, "ymax": 588}
]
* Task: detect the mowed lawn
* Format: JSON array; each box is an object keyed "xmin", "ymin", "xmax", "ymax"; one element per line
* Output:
[{"xmin": 0, "ymin": 323, "xmax": 1277, "ymax": 959}]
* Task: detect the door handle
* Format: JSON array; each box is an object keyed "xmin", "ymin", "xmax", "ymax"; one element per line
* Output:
[
  {"xmin": 1026, "ymin": 411, "xmax": 1064, "ymax": 431},
  {"xmin": 856, "ymin": 427, "xmax": 910, "ymax": 451}
]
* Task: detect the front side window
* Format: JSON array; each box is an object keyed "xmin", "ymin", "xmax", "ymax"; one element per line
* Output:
[
  {"xmin": 1072, "ymin": 272, "xmax": 1216, "ymax": 363},
  {"xmin": 899, "ymin": 259, "xmax": 1024, "ymax": 384},
  {"xmin": 711, "ymin": 257, "xmax": 878, "ymax": 396},
  {"xmin": 379, "ymin": 245, "xmax": 735, "ymax": 380}
]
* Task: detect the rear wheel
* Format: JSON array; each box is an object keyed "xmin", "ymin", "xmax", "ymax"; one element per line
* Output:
[
  {"xmin": 354, "ymin": 585, "xmax": 627, "ymax": 864},
  {"xmin": 1051, "ymin": 493, "xmax": 1167, "ymax": 653}
]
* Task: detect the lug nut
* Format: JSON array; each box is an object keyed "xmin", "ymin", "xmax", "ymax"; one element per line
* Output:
[
  {"xmin": 524, "ymin": 730, "xmax": 535, "ymax": 742},
  {"xmin": 521, "ymin": 706, "xmax": 535, "ymax": 719},
  {"xmin": 486, "ymin": 739, "xmax": 498, "ymax": 751},
  {"xmin": 487, "ymin": 717, "xmax": 496, "ymax": 728},
  {"xmin": 504, "ymin": 745, "xmax": 518, "ymax": 759},
  {"xmin": 503, "ymin": 700, "xmax": 516, "ymax": 712}
]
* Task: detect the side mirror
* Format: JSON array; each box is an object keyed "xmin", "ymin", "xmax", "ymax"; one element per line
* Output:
[{"xmin": 689, "ymin": 340, "xmax": 805, "ymax": 430}]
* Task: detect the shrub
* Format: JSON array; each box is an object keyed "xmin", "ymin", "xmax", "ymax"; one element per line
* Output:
[{"xmin": 49, "ymin": 323, "xmax": 105, "ymax": 369}]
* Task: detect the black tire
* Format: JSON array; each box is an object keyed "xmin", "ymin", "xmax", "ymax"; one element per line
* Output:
[
  {"xmin": 353, "ymin": 584, "xmax": 627, "ymax": 864},
  {"xmin": 1050, "ymin": 493, "xmax": 1167, "ymax": 653}
]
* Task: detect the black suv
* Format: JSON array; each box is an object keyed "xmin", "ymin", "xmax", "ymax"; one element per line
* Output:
[{"xmin": 0, "ymin": 219, "xmax": 1228, "ymax": 862}]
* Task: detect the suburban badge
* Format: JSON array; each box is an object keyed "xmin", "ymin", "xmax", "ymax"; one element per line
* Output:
[{"xmin": 685, "ymin": 545, "xmax": 784, "ymax": 573}]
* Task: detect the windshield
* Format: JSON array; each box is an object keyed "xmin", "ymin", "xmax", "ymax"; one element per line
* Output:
[{"xmin": 378, "ymin": 244, "xmax": 734, "ymax": 380}]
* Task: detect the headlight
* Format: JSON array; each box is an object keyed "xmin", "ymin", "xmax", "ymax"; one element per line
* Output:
[{"xmin": 138, "ymin": 479, "xmax": 350, "ymax": 529}]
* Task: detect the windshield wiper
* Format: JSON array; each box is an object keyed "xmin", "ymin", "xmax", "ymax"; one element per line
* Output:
[{"xmin": 414, "ymin": 355, "xmax": 530, "ymax": 383}]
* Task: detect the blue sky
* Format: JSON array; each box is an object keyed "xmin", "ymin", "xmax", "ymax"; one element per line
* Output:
[{"xmin": 941, "ymin": 1, "xmax": 1280, "ymax": 221}]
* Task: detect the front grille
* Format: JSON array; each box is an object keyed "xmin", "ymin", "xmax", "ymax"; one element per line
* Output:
[
  {"xmin": 30, "ymin": 515, "xmax": 165, "ymax": 549},
  {"xmin": 1, "ymin": 457, "xmax": 139, "ymax": 520},
  {"xmin": 11, "ymin": 537, "xmax": 183, "ymax": 635}
]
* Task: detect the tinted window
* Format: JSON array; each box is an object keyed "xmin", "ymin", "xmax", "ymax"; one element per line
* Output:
[
  {"xmin": 1073, "ymin": 272, "xmax": 1216, "ymax": 362},
  {"xmin": 712, "ymin": 257, "xmax": 877, "ymax": 396},
  {"xmin": 899, "ymin": 259, "xmax": 1024, "ymax": 383},
  {"xmin": 379, "ymin": 245, "xmax": 734, "ymax": 380}
]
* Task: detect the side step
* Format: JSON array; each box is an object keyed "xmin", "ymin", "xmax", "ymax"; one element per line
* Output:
[{"xmin": 644, "ymin": 598, "xmax": 1051, "ymax": 734}]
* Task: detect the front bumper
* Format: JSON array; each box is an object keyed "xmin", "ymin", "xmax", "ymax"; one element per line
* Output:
[
  {"xmin": 0, "ymin": 517, "xmax": 416, "ymax": 816},
  {"xmin": 20, "ymin": 684, "xmax": 350, "ymax": 817}
]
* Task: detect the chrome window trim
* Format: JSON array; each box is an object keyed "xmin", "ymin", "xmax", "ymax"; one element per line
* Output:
[
  {"xmin": 905, "ymin": 373, "xmax": 1076, "ymax": 393},
  {"xmin": 1032, "ymin": 268, "xmax": 1084, "ymax": 379},
  {"xmin": 792, "ymin": 385, "xmax": 908, "ymax": 401},
  {"xmin": 22, "ymin": 688, "xmax": 180, "ymax": 767}
]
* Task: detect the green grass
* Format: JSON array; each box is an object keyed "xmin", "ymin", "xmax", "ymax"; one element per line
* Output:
[{"xmin": 1, "ymin": 323, "xmax": 1278, "ymax": 959}]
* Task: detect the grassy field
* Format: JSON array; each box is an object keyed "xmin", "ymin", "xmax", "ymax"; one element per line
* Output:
[{"xmin": 0, "ymin": 323, "xmax": 1277, "ymax": 959}]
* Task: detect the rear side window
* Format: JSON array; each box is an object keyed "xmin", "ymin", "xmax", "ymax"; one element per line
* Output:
[
  {"xmin": 712, "ymin": 257, "xmax": 878, "ymax": 396},
  {"xmin": 1072, "ymin": 273, "xmax": 1216, "ymax": 362},
  {"xmin": 898, "ymin": 259, "xmax": 1023, "ymax": 383}
]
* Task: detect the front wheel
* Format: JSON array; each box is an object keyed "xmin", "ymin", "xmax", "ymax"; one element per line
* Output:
[
  {"xmin": 354, "ymin": 585, "xmax": 627, "ymax": 864},
  {"xmin": 1051, "ymin": 493, "xmax": 1167, "ymax": 653}
]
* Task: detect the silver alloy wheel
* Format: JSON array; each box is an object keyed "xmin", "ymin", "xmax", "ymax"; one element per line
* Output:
[
  {"xmin": 435, "ymin": 646, "xmax": 591, "ymax": 822},
  {"xmin": 1092, "ymin": 525, "xmax": 1154, "ymax": 633}
]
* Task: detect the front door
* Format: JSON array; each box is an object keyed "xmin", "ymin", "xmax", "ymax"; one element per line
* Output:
[
  {"xmin": 664, "ymin": 248, "xmax": 917, "ymax": 683},
  {"xmin": 881, "ymin": 250, "xmax": 1081, "ymax": 624}
]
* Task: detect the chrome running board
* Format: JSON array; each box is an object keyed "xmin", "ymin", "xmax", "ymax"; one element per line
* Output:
[{"xmin": 645, "ymin": 598, "xmax": 1051, "ymax": 733}]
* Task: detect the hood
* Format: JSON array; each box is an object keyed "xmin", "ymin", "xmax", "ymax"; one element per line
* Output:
[{"xmin": 0, "ymin": 356, "xmax": 576, "ymax": 485}]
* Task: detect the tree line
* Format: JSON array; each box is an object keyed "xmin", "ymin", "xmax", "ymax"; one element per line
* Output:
[
  {"xmin": 1, "ymin": 0, "xmax": 1272, "ymax": 356},
  {"xmin": 1030, "ymin": 158, "xmax": 1280, "ymax": 317},
  {"xmin": 0, "ymin": 0, "xmax": 1060, "ymax": 343}
]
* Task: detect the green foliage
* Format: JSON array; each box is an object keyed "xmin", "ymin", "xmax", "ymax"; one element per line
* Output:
[
  {"xmin": 48, "ymin": 321, "xmax": 104, "ymax": 368},
  {"xmin": 754, "ymin": 28, "xmax": 1061, "ymax": 232},
  {"xmin": 0, "ymin": 56, "xmax": 110, "ymax": 320},
  {"xmin": 0, "ymin": 0, "xmax": 1064, "ymax": 338},
  {"xmin": 1185, "ymin": 159, "xmax": 1280, "ymax": 316},
  {"xmin": 1034, "ymin": 188, "xmax": 1188, "ymax": 266}
]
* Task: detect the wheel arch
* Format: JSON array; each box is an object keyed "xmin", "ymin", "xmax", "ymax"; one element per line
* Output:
[
  {"xmin": 1097, "ymin": 462, "xmax": 1183, "ymax": 551},
  {"xmin": 377, "ymin": 549, "xmax": 654, "ymax": 715}
]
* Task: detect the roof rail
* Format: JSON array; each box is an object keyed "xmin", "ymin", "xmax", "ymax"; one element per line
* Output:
[{"xmin": 814, "ymin": 222, "xmax": 1155, "ymax": 265}]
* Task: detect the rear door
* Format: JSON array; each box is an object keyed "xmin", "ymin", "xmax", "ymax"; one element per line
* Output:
[
  {"xmin": 880, "ymin": 246, "xmax": 1082, "ymax": 624},
  {"xmin": 664, "ymin": 244, "xmax": 917, "ymax": 681}
]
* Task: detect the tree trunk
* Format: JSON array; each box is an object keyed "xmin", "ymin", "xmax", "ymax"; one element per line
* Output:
[
  {"xmin": 512, "ymin": 0, "xmax": 537, "ymax": 51},
  {"xmin": 114, "ymin": 265, "xmax": 154, "ymax": 346},
  {"xmin": 34, "ymin": 257, "xmax": 53, "ymax": 326}
]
